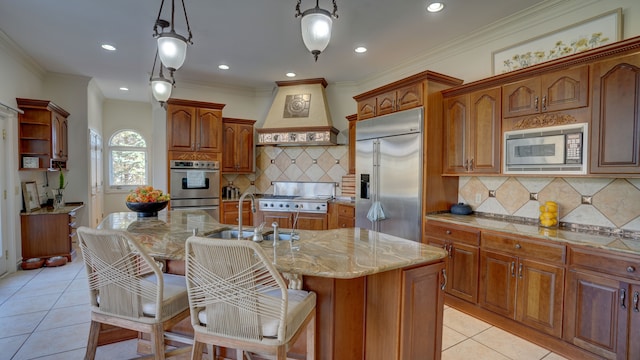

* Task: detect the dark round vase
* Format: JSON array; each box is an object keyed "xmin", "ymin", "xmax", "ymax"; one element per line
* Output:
[{"xmin": 125, "ymin": 201, "xmax": 168, "ymax": 217}]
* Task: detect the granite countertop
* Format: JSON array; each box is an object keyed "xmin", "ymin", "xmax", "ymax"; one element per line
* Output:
[
  {"xmin": 22, "ymin": 203, "xmax": 84, "ymax": 215},
  {"xmin": 99, "ymin": 210, "xmax": 446, "ymax": 279},
  {"xmin": 426, "ymin": 213, "xmax": 640, "ymax": 256}
]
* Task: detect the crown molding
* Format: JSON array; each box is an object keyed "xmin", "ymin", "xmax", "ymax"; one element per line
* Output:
[{"xmin": 0, "ymin": 29, "xmax": 46, "ymax": 79}]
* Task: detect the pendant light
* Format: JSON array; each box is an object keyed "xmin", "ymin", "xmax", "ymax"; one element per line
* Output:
[
  {"xmin": 295, "ymin": 0, "xmax": 338, "ymax": 62},
  {"xmin": 153, "ymin": 0, "xmax": 193, "ymax": 73},
  {"xmin": 150, "ymin": 49, "xmax": 175, "ymax": 103}
]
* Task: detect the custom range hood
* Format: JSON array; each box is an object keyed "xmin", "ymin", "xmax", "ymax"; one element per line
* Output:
[{"xmin": 257, "ymin": 78, "xmax": 339, "ymax": 146}]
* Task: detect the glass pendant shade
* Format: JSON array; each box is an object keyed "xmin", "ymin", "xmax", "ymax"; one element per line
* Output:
[
  {"xmin": 157, "ymin": 32, "xmax": 188, "ymax": 71},
  {"xmin": 301, "ymin": 10, "xmax": 332, "ymax": 58},
  {"xmin": 151, "ymin": 77, "xmax": 172, "ymax": 102}
]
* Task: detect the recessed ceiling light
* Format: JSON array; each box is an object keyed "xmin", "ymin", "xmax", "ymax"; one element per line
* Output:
[
  {"xmin": 218, "ymin": 64, "xmax": 230, "ymax": 70},
  {"xmin": 119, "ymin": 87, "xmax": 129, "ymax": 91},
  {"xmin": 286, "ymin": 72, "xmax": 296, "ymax": 78},
  {"xmin": 101, "ymin": 44, "xmax": 116, "ymax": 51},
  {"xmin": 426, "ymin": 2, "xmax": 444, "ymax": 13},
  {"xmin": 355, "ymin": 47, "xmax": 367, "ymax": 53}
]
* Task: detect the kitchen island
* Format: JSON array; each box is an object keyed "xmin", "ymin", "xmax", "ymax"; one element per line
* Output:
[{"xmin": 98, "ymin": 210, "xmax": 447, "ymax": 360}]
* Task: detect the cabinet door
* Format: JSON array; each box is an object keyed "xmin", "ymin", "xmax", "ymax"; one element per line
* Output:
[
  {"xmin": 563, "ymin": 270, "xmax": 627, "ymax": 359},
  {"xmin": 628, "ymin": 284, "xmax": 640, "ymax": 360},
  {"xmin": 516, "ymin": 259, "xmax": 565, "ymax": 337},
  {"xmin": 443, "ymin": 95, "xmax": 468, "ymax": 174},
  {"xmin": 167, "ymin": 105, "xmax": 196, "ymax": 151},
  {"xmin": 262, "ymin": 212, "xmax": 293, "ymax": 229},
  {"xmin": 347, "ymin": 115, "xmax": 357, "ymax": 174},
  {"xmin": 235, "ymin": 123, "xmax": 254, "ymax": 172},
  {"xmin": 297, "ymin": 213, "xmax": 328, "ymax": 230},
  {"xmin": 51, "ymin": 112, "xmax": 68, "ymax": 160},
  {"xmin": 357, "ymin": 98, "xmax": 376, "ymax": 120},
  {"xmin": 590, "ymin": 53, "xmax": 640, "ymax": 174},
  {"xmin": 502, "ymin": 78, "xmax": 540, "ymax": 118},
  {"xmin": 399, "ymin": 262, "xmax": 445, "ymax": 360},
  {"xmin": 396, "ymin": 83, "xmax": 423, "ymax": 112},
  {"xmin": 469, "ymin": 87, "xmax": 501, "ymax": 174},
  {"xmin": 480, "ymin": 250, "xmax": 517, "ymax": 318},
  {"xmin": 376, "ymin": 90, "xmax": 397, "ymax": 116},
  {"xmin": 222, "ymin": 123, "xmax": 237, "ymax": 172},
  {"xmin": 450, "ymin": 242, "xmax": 479, "ymax": 304},
  {"xmin": 541, "ymin": 65, "xmax": 589, "ymax": 113},
  {"xmin": 196, "ymin": 108, "xmax": 222, "ymax": 153}
]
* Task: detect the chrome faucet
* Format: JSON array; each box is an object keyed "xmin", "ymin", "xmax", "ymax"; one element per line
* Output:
[
  {"xmin": 271, "ymin": 222, "xmax": 279, "ymax": 247},
  {"xmin": 238, "ymin": 190, "xmax": 256, "ymax": 240}
]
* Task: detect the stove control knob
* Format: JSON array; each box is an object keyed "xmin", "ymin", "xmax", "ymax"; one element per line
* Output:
[
  {"xmin": 285, "ymin": 204, "xmax": 290, "ymax": 208},
  {"xmin": 316, "ymin": 206, "xmax": 321, "ymax": 210},
  {"xmin": 279, "ymin": 204, "xmax": 283, "ymax": 207},
  {"xmin": 294, "ymin": 204, "xmax": 299, "ymax": 208},
  {"xmin": 270, "ymin": 204, "xmax": 274, "ymax": 207}
]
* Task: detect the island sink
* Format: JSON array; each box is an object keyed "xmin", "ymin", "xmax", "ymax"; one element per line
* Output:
[{"xmin": 205, "ymin": 229, "xmax": 255, "ymax": 239}]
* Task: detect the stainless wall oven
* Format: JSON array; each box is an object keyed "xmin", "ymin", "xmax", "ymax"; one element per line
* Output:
[{"xmin": 169, "ymin": 160, "xmax": 220, "ymax": 220}]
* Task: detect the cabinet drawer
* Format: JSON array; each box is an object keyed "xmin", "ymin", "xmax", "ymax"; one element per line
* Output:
[
  {"xmin": 337, "ymin": 204, "xmax": 355, "ymax": 217},
  {"xmin": 337, "ymin": 215, "xmax": 355, "ymax": 228},
  {"xmin": 569, "ymin": 246, "xmax": 640, "ymax": 281},
  {"xmin": 482, "ymin": 232, "xmax": 565, "ymax": 264},
  {"xmin": 222, "ymin": 201, "xmax": 250, "ymax": 211},
  {"xmin": 424, "ymin": 222, "xmax": 480, "ymax": 246}
]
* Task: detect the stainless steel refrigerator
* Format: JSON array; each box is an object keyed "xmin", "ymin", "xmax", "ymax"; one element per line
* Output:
[{"xmin": 355, "ymin": 107, "xmax": 423, "ymax": 242}]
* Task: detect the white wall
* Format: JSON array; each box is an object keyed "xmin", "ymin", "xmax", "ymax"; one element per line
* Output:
[{"xmin": 102, "ymin": 99, "xmax": 153, "ymax": 215}]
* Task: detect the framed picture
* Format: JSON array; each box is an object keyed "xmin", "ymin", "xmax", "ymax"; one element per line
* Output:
[
  {"xmin": 492, "ymin": 8, "xmax": 623, "ymax": 74},
  {"xmin": 22, "ymin": 156, "xmax": 39, "ymax": 168},
  {"xmin": 22, "ymin": 181, "xmax": 41, "ymax": 212}
]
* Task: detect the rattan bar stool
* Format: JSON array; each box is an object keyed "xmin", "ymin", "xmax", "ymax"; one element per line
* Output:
[
  {"xmin": 77, "ymin": 227, "xmax": 191, "ymax": 360},
  {"xmin": 185, "ymin": 236, "xmax": 316, "ymax": 360}
]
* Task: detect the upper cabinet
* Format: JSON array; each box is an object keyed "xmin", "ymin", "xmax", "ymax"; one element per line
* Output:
[
  {"xmin": 17, "ymin": 98, "xmax": 70, "ymax": 170},
  {"xmin": 502, "ymin": 65, "xmax": 589, "ymax": 118},
  {"xmin": 590, "ymin": 52, "xmax": 640, "ymax": 174},
  {"xmin": 222, "ymin": 118, "xmax": 255, "ymax": 174},
  {"xmin": 356, "ymin": 83, "xmax": 424, "ymax": 120},
  {"xmin": 166, "ymin": 99, "xmax": 224, "ymax": 160},
  {"xmin": 443, "ymin": 86, "xmax": 501, "ymax": 174}
]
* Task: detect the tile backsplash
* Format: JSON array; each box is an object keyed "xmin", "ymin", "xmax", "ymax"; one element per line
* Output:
[
  {"xmin": 459, "ymin": 176, "xmax": 640, "ymax": 232},
  {"xmin": 222, "ymin": 145, "xmax": 349, "ymax": 196}
]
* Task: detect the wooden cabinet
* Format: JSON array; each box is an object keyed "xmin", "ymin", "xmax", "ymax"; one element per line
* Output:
[
  {"xmin": 329, "ymin": 203, "xmax": 355, "ymax": 229},
  {"xmin": 479, "ymin": 231, "xmax": 565, "ymax": 337},
  {"xmin": 20, "ymin": 206, "xmax": 82, "ymax": 261},
  {"xmin": 347, "ymin": 114, "xmax": 357, "ymax": 174},
  {"xmin": 336, "ymin": 203, "xmax": 355, "ymax": 229},
  {"xmin": 222, "ymin": 118, "xmax": 255, "ymax": 173},
  {"xmin": 366, "ymin": 261, "xmax": 445, "ymax": 360},
  {"xmin": 424, "ymin": 221, "xmax": 480, "ymax": 303},
  {"xmin": 166, "ymin": 99, "xmax": 224, "ymax": 155},
  {"xmin": 443, "ymin": 86, "xmax": 501, "ymax": 174},
  {"xmin": 356, "ymin": 82, "xmax": 424, "ymax": 120},
  {"xmin": 590, "ymin": 53, "xmax": 640, "ymax": 174},
  {"xmin": 17, "ymin": 98, "xmax": 70, "ymax": 170},
  {"xmin": 502, "ymin": 65, "xmax": 589, "ymax": 118},
  {"xmin": 258, "ymin": 211, "xmax": 327, "ymax": 230},
  {"xmin": 564, "ymin": 246, "xmax": 640, "ymax": 360},
  {"xmin": 220, "ymin": 200, "xmax": 252, "ymax": 225}
]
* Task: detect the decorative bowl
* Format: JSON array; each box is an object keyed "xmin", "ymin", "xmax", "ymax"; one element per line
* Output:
[{"xmin": 125, "ymin": 201, "xmax": 169, "ymax": 217}]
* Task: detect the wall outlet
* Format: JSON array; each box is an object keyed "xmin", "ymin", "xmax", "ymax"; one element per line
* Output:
[{"xmin": 475, "ymin": 193, "xmax": 482, "ymax": 204}]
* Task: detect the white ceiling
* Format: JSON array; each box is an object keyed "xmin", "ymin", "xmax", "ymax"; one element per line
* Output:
[{"xmin": 0, "ymin": 0, "xmax": 546, "ymax": 102}]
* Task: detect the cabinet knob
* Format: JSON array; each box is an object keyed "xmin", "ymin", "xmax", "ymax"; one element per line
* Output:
[
  {"xmin": 445, "ymin": 230, "xmax": 451, "ymax": 235},
  {"xmin": 515, "ymin": 244, "xmax": 522, "ymax": 249},
  {"xmin": 627, "ymin": 266, "xmax": 636, "ymax": 273}
]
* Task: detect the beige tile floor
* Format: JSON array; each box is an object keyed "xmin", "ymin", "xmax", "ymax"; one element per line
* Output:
[{"xmin": 0, "ymin": 259, "xmax": 568, "ymax": 360}]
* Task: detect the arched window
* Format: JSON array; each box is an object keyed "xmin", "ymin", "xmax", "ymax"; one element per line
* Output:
[{"xmin": 108, "ymin": 130, "xmax": 148, "ymax": 189}]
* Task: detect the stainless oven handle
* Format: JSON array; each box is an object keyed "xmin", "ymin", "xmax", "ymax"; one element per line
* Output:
[{"xmin": 171, "ymin": 170, "xmax": 219, "ymax": 173}]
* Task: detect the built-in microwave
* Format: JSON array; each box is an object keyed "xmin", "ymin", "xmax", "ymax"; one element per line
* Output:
[{"xmin": 504, "ymin": 123, "xmax": 587, "ymax": 175}]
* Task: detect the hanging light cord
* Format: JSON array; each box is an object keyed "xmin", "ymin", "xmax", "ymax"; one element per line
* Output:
[{"xmin": 152, "ymin": 0, "xmax": 193, "ymax": 44}]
